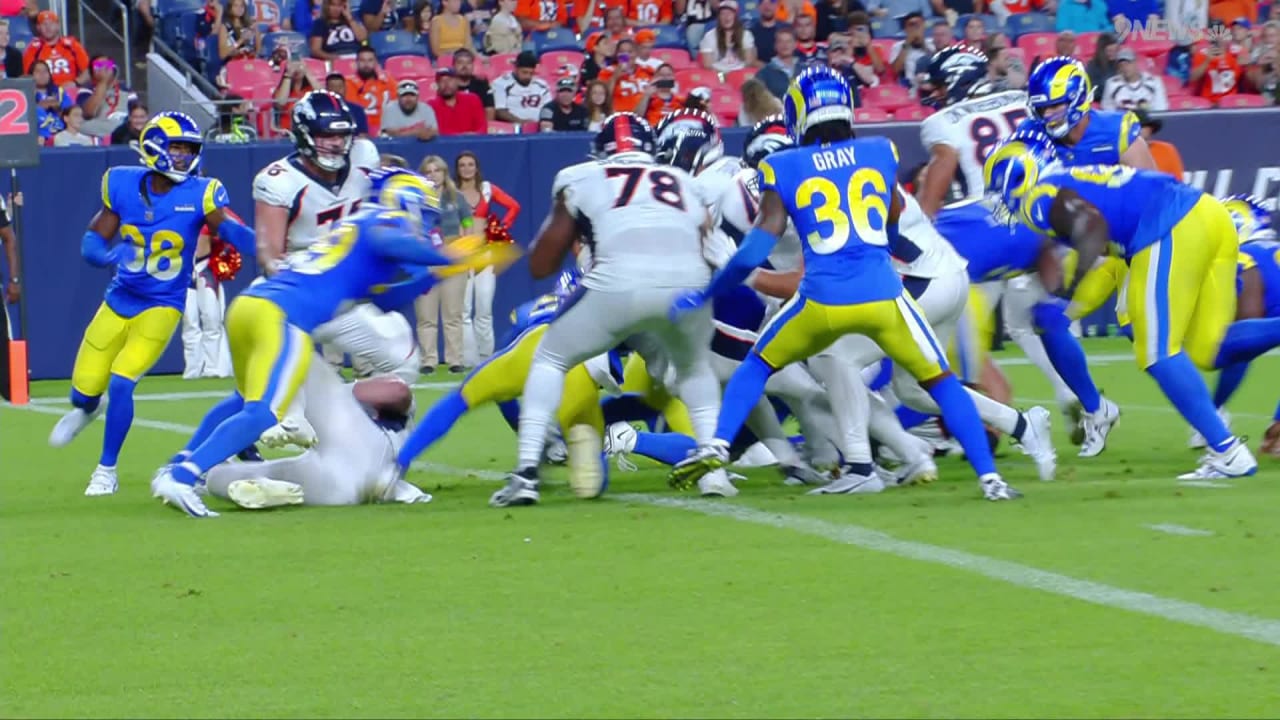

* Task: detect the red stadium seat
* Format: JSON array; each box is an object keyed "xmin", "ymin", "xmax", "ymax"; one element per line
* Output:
[
  {"xmin": 540, "ymin": 50, "xmax": 585, "ymax": 71},
  {"xmin": 675, "ymin": 67, "xmax": 720, "ymax": 89},
  {"xmin": 521, "ymin": 121, "xmax": 541, "ymax": 133},
  {"xmin": 1168, "ymin": 95, "xmax": 1212, "ymax": 109},
  {"xmin": 862, "ymin": 83, "xmax": 914, "ymax": 111},
  {"xmin": 651, "ymin": 47, "xmax": 693, "ymax": 70},
  {"xmin": 330, "ymin": 56, "xmax": 356, "ymax": 76},
  {"xmin": 723, "ymin": 67, "xmax": 753, "ymax": 90},
  {"xmin": 1217, "ymin": 94, "xmax": 1271, "ymax": 107},
  {"xmin": 1016, "ymin": 31, "xmax": 1056, "ymax": 57},
  {"xmin": 1161, "ymin": 74, "xmax": 1187, "ymax": 97},
  {"xmin": 1075, "ymin": 32, "xmax": 1101, "ymax": 60},
  {"xmin": 871, "ymin": 37, "xmax": 898, "ymax": 66},
  {"xmin": 854, "ymin": 107, "xmax": 891, "ymax": 122},
  {"xmin": 489, "ymin": 52, "xmax": 519, "ymax": 74},
  {"xmin": 383, "ymin": 54, "xmax": 433, "ymax": 81},
  {"xmin": 488, "ymin": 120, "xmax": 519, "ymax": 133},
  {"xmin": 709, "ymin": 85, "xmax": 739, "ymax": 125},
  {"xmin": 222, "ymin": 58, "xmax": 275, "ymax": 89},
  {"xmin": 301, "ymin": 57, "xmax": 328, "ymax": 79},
  {"xmin": 1125, "ymin": 37, "xmax": 1174, "ymax": 58},
  {"xmin": 891, "ymin": 104, "xmax": 935, "ymax": 120}
]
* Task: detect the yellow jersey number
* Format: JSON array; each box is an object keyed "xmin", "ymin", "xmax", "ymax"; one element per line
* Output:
[
  {"xmin": 794, "ymin": 168, "xmax": 889, "ymax": 254},
  {"xmin": 119, "ymin": 224, "xmax": 184, "ymax": 282},
  {"xmin": 289, "ymin": 223, "xmax": 358, "ymax": 275},
  {"xmin": 1067, "ymin": 165, "xmax": 1135, "ymax": 188}
]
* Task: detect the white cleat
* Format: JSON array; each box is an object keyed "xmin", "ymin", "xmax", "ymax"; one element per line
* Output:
[
  {"xmin": 226, "ymin": 478, "xmax": 305, "ymax": 509},
  {"xmin": 84, "ymin": 465, "xmax": 119, "ymax": 496},
  {"xmin": 566, "ymin": 424, "xmax": 607, "ymax": 499},
  {"xmin": 732, "ymin": 441, "xmax": 778, "ymax": 469},
  {"xmin": 889, "ymin": 455, "xmax": 939, "ymax": 486},
  {"xmin": 259, "ymin": 417, "xmax": 318, "ymax": 450},
  {"xmin": 808, "ymin": 469, "xmax": 885, "ymax": 495},
  {"xmin": 151, "ymin": 468, "xmax": 219, "ymax": 518},
  {"xmin": 1014, "ymin": 406, "xmax": 1057, "ymax": 481},
  {"xmin": 780, "ymin": 463, "xmax": 827, "ymax": 486},
  {"xmin": 543, "ymin": 434, "xmax": 569, "ymax": 465},
  {"xmin": 604, "ymin": 422, "xmax": 639, "ymax": 472},
  {"xmin": 1078, "ymin": 397, "xmax": 1120, "ymax": 458},
  {"xmin": 1177, "ymin": 439, "xmax": 1258, "ymax": 480},
  {"xmin": 49, "ymin": 405, "xmax": 104, "ymax": 447},
  {"xmin": 489, "ymin": 473, "xmax": 541, "ymax": 507},
  {"xmin": 698, "ymin": 468, "xmax": 739, "ymax": 497},
  {"xmin": 980, "ymin": 473, "xmax": 1022, "ymax": 501},
  {"xmin": 1188, "ymin": 409, "xmax": 1231, "ymax": 450}
]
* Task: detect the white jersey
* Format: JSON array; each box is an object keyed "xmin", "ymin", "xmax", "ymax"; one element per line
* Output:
[
  {"xmin": 919, "ymin": 90, "xmax": 1030, "ymax": 200},
  {"xmin": 251, "ymin": 137, "xmax": 381, "ymax": 256},
  {"xmin": 491, "ymin": 73, "xmax": 552, "ymax": 123},
  {"xmin": 893, "ymin": 191, "xmax": 967, "ymax": 279},
  {"xmin": 711, "ymin": 166, "xmax": 802, "ymax": 272},
  {"xmin": 554, "ymin": 152, "xmax": 713, "ymax": 291}
]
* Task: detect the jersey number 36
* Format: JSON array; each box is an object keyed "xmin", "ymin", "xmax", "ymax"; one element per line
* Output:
[{"xmin": 795, "ymin": 168, "xmax": 889, "ymax": 254}]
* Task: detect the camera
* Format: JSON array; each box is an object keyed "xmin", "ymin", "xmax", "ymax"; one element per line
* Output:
[{"xmin": 655, "ymin": 78, "xmax": 675, "ymax": 89}]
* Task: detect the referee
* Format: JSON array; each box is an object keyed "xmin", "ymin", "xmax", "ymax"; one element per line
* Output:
[{"xmin": 0, "ymin": 191, "xmax": 23, "ymax": 401}]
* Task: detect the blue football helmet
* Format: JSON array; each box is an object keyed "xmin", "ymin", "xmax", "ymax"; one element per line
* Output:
[
  {"xmin": 784, "ymin": 66, "xmax": 855, "ymax": 144},
  {"xmin": 654, "ymin": 110, "xmax": 724, "ymax": 173},
  {"xmin": 742, "ymin": 114, "xmax": 793, "ymax": 169},
  {"xmin": 366, "ymin": 167, "xmax": 442, "ymax": 235},
  {"xmin": 591, "ymin": 112, "xmax": 656, "ymax": 159},
  {"xmin": 137, "ymin": 111, "xmax": 204, "ymax": 183},
  {"xmin": 983, "ymin": 128, "xmax": 1059, "ymax": 222},
  {"xmin": 922, "ymin": 45, "xmax": 994, "ymax": 109},
  {"xmin": 1222, "ymin": 194, "xmax": 1275, "ymax": 243},
  {"xmin": 291, "ymin": 90, "xmax": 357, "ymax": 171},
  {"xmin": 1027, "ymin": 57, "xmax": 1093, "ymax": 139}
]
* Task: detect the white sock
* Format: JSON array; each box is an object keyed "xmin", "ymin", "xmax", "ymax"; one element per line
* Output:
[{"xmin": 516, "ymin": 359, "xmax": 568, "ymax": 470}]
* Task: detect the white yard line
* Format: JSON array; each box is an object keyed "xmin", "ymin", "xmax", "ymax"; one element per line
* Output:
[
  {"xmin": 615, "ymin": 494, "xmax": 1280, "ymax": 649},
  {"xmin": 1144, "ymin": 523, "xmax": 1215, "ymax": 537},
  {"xmin": 29, "ymin": 381, "xmax": 460, "ymax": 405},
  {"xmin": 1177, "ymin": 480, "xmax": 1235, "ymax": 489},
  {"xmin": 1020, "ymin": 398, "xmax": 1274, "ymax": 422}
]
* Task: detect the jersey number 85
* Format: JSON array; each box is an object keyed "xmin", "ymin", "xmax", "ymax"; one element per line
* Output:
[
  {"xmin": 119, "ymin": 225, "xmax": 185, "ymax": 281},
  {"xmin": 795, "ymin": 168, "xmax": 890, "ymax": 254}
]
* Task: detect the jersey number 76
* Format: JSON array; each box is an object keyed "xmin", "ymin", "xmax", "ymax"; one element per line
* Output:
[{"xmin": 794, "ymin": 168, "xmax": 890, "ymax": 254}]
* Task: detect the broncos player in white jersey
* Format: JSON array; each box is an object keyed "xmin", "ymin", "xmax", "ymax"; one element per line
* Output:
[{"xmin": 490, "ymin": 112, "xmax": 731, "ymax": 506}]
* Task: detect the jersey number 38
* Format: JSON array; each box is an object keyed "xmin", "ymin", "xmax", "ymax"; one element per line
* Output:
[
  {"xmin": 119, "ymin": 224, "xmax": 185, "ymax": 281},
  {"xmin": 795, "ymin": 168, "xmax": 890, "ymax": 254}
]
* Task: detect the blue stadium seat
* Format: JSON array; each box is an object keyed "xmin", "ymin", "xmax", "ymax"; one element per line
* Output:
[
  {"xmin": 7, "ymin": 19, "xmax": 32, "ymax": 54},
  {"xmin": 1004, "ymin": 12, "xmax": 1054, "ymax": 39},
  {"xmin": 260, "ymin": 30, "xmax": 308, "ymax": 58},
  {"xmin": 156, "ymin": 0, "xmax": 205, "ymax": 18},
  {"xmin": 369, "ymin": 29, "xmax": 425, "ymax": 59},
  {"xmin": 640, "ymin": 24, "xmax": 687, "ymax": 50},
  {"xmin": 532, "ymin": 27, "xmax": 582, "ymax": 54},
  {"xmin": 869, "ymin": 17, "xmax": 904, "ymax": 39}
]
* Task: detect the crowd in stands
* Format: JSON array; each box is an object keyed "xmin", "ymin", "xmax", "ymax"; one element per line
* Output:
[{"xmin": 0, "ymin": 0, "xmax": 1276, "ymax": 144}]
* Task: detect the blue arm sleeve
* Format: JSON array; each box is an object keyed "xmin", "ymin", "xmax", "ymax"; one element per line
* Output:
[
  {"xmin": 370, "ymin": 265, "xmax": 438, "ymax": 312},
  {"xmin": 497, "ymin": 399, "xmax": 521, "ymax": 432},
  {"xmin": 81, "ymin": 230, "xmax": 112, "ymax": 267},
  {"xmin": 704, "ymin": 226, "xmax": 778, "ymax": 299},
  {"xmin": 885, "ymin": 222, "xmax": 900, "ymax": 252},
  {"xmin": 218, "ymin": 218, "xmax": 257, "ymax": 255},
  {"xmin": 367, "ymin": 225, "xmax": 455, "ymax": 267}
]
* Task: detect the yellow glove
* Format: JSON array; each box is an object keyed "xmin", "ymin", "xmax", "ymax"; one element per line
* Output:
[{"xmin": 432, "ymin": 234, "xmax": 524, "ymax": 278}]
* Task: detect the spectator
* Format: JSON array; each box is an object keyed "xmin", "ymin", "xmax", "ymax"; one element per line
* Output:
[
  {"xmin": 989, "ymin": 0, "xmax": 1046, "ymax": 22},
  {"xmin": 584, "ymin": 78, "xmax": 612, "ymax": 129},
  {"xmin": 701, "ymin": 0, "xmax": 758, "ymax": 71},
  {"xmin": 110, "ymin": 103, "xmax": 148, "ymax": 146},
  {"xmin": 1084, "ymin": 31, "xmax": 1119, "ymax": 98},
  {"xmin": 52, "ymin": 105, "xmax": 97, "ymax": 146},
  {"xmin": 1101, "ymin": 46, "xmax": 1167, "ymax": 109},
  {"xmin": 493, "ymin": 50, "xmax": 552, "ymax": 123},
  {"xmin": 216, "ymin": 0, "xmax": 263, "ymax": 61},
  {"xmin": 484, "ymin": 0, "xmax": 522, "ymax": 53},
  {"xmin": 593, "ymin": 6, "xmax": 632, "ymax": 41},
  {"xmin": 541, "ymin": 76, "xmax": 591, "ymax": 129},
  {"xmin": 827, "ymin": 33, "xmax": 877, "ymax": 96},
  {"xmin": 846, "ymin": 12, "xmax": 887, "ymax": 77},
  {"xmin": 1209, "ymin": 0, "xmax": 1257, "ymax": 25},
  {"xmin": 1056, "ymin": 0, "xmax": 1112, "ymax": 31},
  {"xmin": 204, "ymin": 94, "xmax": 259, "ymax": 143},
  {"xmin": 866, "ymin": 0, "xmax": 928, "ymax": 20},
  {"xmin": 891, "ymin": 11, "xmax": 932, "ymax": 89},
  {"xmin": 325, "ymin": 72, "xmax": 370, "ymax": 134},
  {"xmin": 639, "ymin": 62, "xmax": 686, "ymax": 122},
  {"xmin": 630, "ymin": 0, "xmax": 673, "ymax": 24},
  {"xmin": 287, "ymin": 0, "xmax": 320, "ymax": 34},
  {"xmin": 1245, "ymin": 21, "xmax": 1279, "ymax": 97},
  {"xmin": 1191, "ymin": 25, "xmax": 1244, "ymax": 101},
  {"xmin": 960, "ymin": 15, "xmax": 985, "ymax": 45},
  {"xmin": 985, "ymin": 45, "xmax": 1026, "ymax": 88},
  {"xmin": 432, "ymin": 0, "xmax": 475, "ymax": 57},
  {"xmin": 635, "ymin": 29, "xmax": 663, "ymax": 71},
  {"xmin": 345, "ymin": 46, "xmax": 395, "ymax": 135},
  {"xmin": 79, "ymin": 56, "xmax": 138, "ymax": 138},
  {"xmin": 23, "ymin": 11, "xmax": 90, "ymax": 88},
  {"xmin": 453, "ymin": 49, "xmax": 495, "ymax": 120},
  {"xmin": 1132, "ymin": 108, "xmax": 1183, "ymax": 178},
  {"xmin": 309, "ymin": 0, "xmax": 368, "ymax": 60},
  {"xmin": 380, "ymin": 78, "xmax": 439, "ymax": 138},
  {"xmin": 750, "ymin": 0, "xmax": 784, "ymax": 64},
  {"xmin": 360, "ymin": 0, "xmax": 413, "ymax": 33},
  {"xmin": 814, "ymin": 0, "xmax": 857, "ymax": 42},
  {"xmin": 134, "ymin": 0, "xmax": 156, "ymax": 66},
  {"xmin": 579, "ymin": 33, "xmax": 616, "ymax": 86},
  {"xmin": 757, "ymin": 26, "xmax": 803, "ymax": 96},
  {"xmin": 428, "ymin": 67, "xmax": 488, "ymax": 133},
  {"xmin": 455, "ymin": 150, "xmax": 519, "ymax": 363},
  {"xmin": 412, "ymin": 0, "xmax": 433, "ymax": 40},
  {"xmin": 0, "ymin": 19, "xmax": 23, "ymax": 78},
  {"xmin": 738, "ymin": 76, "xmax": 783, "ymax": 124},
  {"xmin": 600, "ymin": 38, "xmax": 650, "ymax": 113},
  {"xmin": 273, "ymin": 58, "xmax": 320, "ymax": 131},
  {"xmin": 930, "ymin": 16, "xmax": 954, "ymax": 48},
  {"xmin": 32, "ymin": 61, "xmax": 72, "ymax": 143},
  {"xmin": 0, "ymin": 191, "xmax": 19, "ymax": 307},
  {"xmin": 1230, "ymin": 16, "xmax": 1254, "ymax": 65},
  {"xmin": 794, "ymin": 12, "xmax": 827, "ymax": 62},
  {"xmin": 681, "ymin": 0, "xmax": 719, "ymax": 53},
  {"xmin": 516, "ymin": 0, "xmax": 585, "ymax": 32},
  {"xmin": 1107, "ymin": 0, "xmax": 1159, "ymax": 26},
  {"xmin": 415, "ymin": 154, "xmax": 473, "ymax": 374}
]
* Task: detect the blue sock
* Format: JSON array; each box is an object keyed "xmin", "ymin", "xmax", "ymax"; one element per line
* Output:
[
  {"xmin": 1147, "ymin": 352, "xmax": 1233, "ymax": 452},
  {"xmin": 497, "ymin": 398, "xmax": 520, "ymax": 432},
  {"xmin": 398, "ymin": 390, "xmax": 470, "ymax": 470},
  {"xmin": 172, "ymin": 402, "xmax": 278, "ymax": 486},
  {"xmin": 1038, "ymin": 326, "xmax": 1102, "ymax": 413},
  {"xmin": 895, "ymin": 405, "xmax": 932, "ymax": 430},
  {"xmin": 1215, "ymin": 317, "xmax": 1280, "ymax": 368},
  {"xmin": 1274, "ymin": 399, "xmax": 1280, "ymax": 423},
  {"xmin": 99, "ymin": 374, "xmax": 136, "ymax": 467},
  {"xmin": 714, "ymin": 353, "xmax": 773, "ymax": 442},
  {"xmin": 1212, "ymin": 362, "xmax": 1249, "ymax": 409},
  {"xmin": 868, "ymin": 359, "xmax": 893, "ymax": 391},
  {"xmin": 926, "ymin": 374, "xmax": 997, "ymax": 477},
  {"xmin": 633, "ymin": 431, "xmax": 697, "ymax": 465},
  {"xmin": 174, "ymin": 392, "xmax": 244, "ymax": 463},
  {"xmin": 70, "ymin": 388, "xmax": 101, "ymax": 414}
]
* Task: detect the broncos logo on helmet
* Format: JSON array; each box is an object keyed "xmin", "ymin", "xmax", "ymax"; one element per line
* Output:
[
  {"xmin": 1222, "ymin": 194, "xmax": 1276, "ymax": 243},
  {"xmin": 591, "ymin": 112, "xmax": 656, "ymax": 159},
  {"xmin": 137, "ymin": 111, "xmax": 204, "ymax": 183},
  {"xmin": 742, "ymin": 114, "xmax": 793, "ymax": 169},
  {"xmin": 1026, "ymin": 56, "xmax": 1093, "ymax": 140},
  {"xmin": 983, "ymin": 128, "xmax": 1059, "ymax": 223},
  {"xmin": 366, "ymin": 167, "xmax": 442, "ymax": 235},
  {"xmin": 921, "ymin": 45, "xmax": 994, "ymax": 109},
  {"xmin": 291, "ymin": 91, "xmax": 357, "ymax": 172},
  {"xmin": 653, "ymin": 109, "xmax": 724, "ymax": 174},
  {"xmin": 784, "ymin": 66, "xmax": 855, "ymax": 144}
]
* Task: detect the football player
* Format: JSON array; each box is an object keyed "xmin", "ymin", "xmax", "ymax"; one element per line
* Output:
[
  {"xmin": 669, "ymin": 67, "xmax": 1020, "ymax": 502},
  {"xmin": 48, "ymin": 111, "xmax": 256, "ymax": 496}
]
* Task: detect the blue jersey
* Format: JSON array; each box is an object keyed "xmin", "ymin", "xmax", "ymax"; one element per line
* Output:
[
  {"xmin": 935, "ymin": 200, "xmax": 1044, "ymax": 283},
  {"xmin": 499, "ymin": 293, "xmax": 560, "ymax": 349},
  {"xmin": 1240, "ymin": 240, "xmax": 1280, "ymax": 318},
  {"xmin": 1017, "ymin": 110, "xmax": 1141, "ymax": 167},
  {"xmin": 1020, "ymin": 164, "xmax": 1201, "ymax": 260},
  {"xmin": 758, "ymin": 135, "xmax": 902, "ymax": 305},
  {"xmin": 247, "ymin": 208, "xmax": 432, "ymax": 333},
  {"xmin": 101, "ymin": 166, "xmax": 229, "ymax": 316}
]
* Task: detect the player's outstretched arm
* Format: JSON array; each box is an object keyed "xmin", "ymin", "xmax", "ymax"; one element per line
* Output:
[
  {"xmin": 367, "ymin": 225, "xmax": 454, "ymax": 267},
  {"xmin": 1120, "ymin": 136, "xmax": 1157, "ymax": 170},
  {"xmin": 81, "ymin": 206, "xmax": 130, "ymax": 268},
  {"xmin": 1049, "ymin": 188, "xmax": 1111, "ymax": 293},
  {"xmin": 529, "ymin": 197, "xmax": 577, "ymax": 279},
  {"xmin": 204, "ymin": 207, "xmax": 256, "ymax": 255},
  {"xmin": 918, "ymin": 144, "xmax": 958, "ymax": 218},
  {"xmin": 254, "ymin": 200, "xmax": 290, "ymax": 275}
]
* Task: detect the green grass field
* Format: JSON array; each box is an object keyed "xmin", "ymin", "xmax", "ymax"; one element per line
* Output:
[{"xmin": 4, "ymin": 337, "xmax": 1279, "ymax": 718}]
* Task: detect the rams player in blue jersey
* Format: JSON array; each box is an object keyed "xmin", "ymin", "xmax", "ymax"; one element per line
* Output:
[
  {"xmin": 985, "ymin": 132, "xmax": 1259, "ymax": 480},
  {"xmin": 48, "ymin": 111, "xmax": 257, "ymax": 498},
  {"xmin": 151, "ymin": 169, "xmax": 491, "ymax": 517},
  {"xmin": 668, "ymin": 67, "xmax": 1020, "ymax": 501}
]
